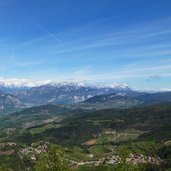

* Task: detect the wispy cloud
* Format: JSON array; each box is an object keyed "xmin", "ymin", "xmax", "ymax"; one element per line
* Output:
[
  {"xmin": 72, "ymin": 65, "xmax": 92, "ymax": 75},
  {"xmin": 14, "ymin": 60, "xmax": 45, "ymax": 67},
  {"xmin": 36, "ymin": 24, "xmax": 61, "ymax": 43}
]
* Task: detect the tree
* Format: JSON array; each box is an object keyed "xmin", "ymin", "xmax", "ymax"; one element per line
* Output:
[
  {"xmin": 0, "ymin": 164, "xmax": 9, "ymax": 171},
  {"xmin": 34, "ymin": 145, "xmax": 64, "ymax": 171}
]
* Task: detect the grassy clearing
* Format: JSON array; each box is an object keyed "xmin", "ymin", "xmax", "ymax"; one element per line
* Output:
[
  {"xmin": 118, "ymin": 141, "xmax": 162, "ymax": 157},
  {"xmin": 29, "ymin": 123, "xmax": 61, "ymax": 134},
  {"xmin": 64, "ymin": 146, "xmax": 90, "ymax": 161},
  {"xmin": 88, "ymin": 145, "xmax": 111, "ymax": 155},
  {"xmin": 97, "ymin": 129, "xmax": 144, "ymax": 144}
]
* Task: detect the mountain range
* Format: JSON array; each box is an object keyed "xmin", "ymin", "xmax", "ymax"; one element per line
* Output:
[{"xmin": 0, "ymin": 80, "xmax": 171, "ymax": 113}]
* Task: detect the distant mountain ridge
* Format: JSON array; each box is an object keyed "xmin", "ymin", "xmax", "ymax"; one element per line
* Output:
[
  {"xmin": 0, "ymin": 91, "xmax": 24, "ymax": 113},
  {"xmin": 0, "ymin": 78, "xmax": 52, "ymax": 88},
  {"xmin": 15, "ymin": 81, "xmax": 132, "ymax": 105},
  {"xmin": 0, "ymin": 79, "xmax": 171, "ymax": 112},
  {"xmin": 0, "ymin": 80, "xmax": 134, "ymax": 112},
  {"xmin": 0, "ymin": 79, "xmax": 130, "ymax": 90},
  {"xmin": 82, "ymin": 91, "xmax": 171, "ymax": 109}
]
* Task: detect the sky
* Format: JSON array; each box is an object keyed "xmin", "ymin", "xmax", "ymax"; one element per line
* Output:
[{"xmin": 0, "ymin": 0, "xmax": 171, "ymax": 90}]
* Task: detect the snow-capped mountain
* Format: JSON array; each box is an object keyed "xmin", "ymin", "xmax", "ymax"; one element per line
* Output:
[
  {"xmin": 15, "ymin": 81, "xmax": 132, "ymax": 105},
  {"xmin": 0, "ymin": 78, "xmax": 130, "ymax": 90},
  {"xmin": 0, "ymin": 78, "xmax": 170, "ymax": 110},
  {"xmin": 0, "ymin": 78, "xmax": 52, "ymax": 88},
  {"xmin": 0, "ymin": 78, "xmax": 133, "ymax": 106}
]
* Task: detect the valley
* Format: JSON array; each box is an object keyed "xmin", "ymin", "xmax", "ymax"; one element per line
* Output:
[
  {"xmin": 0, "ymin": 82, "xmax": 171, "ymax": 170},
  {"xmin": 0, "ymin": 98, "xmax": 171, "ymax": 170}
]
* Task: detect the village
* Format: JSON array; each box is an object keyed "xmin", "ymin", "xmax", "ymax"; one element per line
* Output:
[
  {"xmin": 0, "ymin": 140, "xmax": 162, "ymax": 169},
  {"xmin": 69, "ymin": 152, "xmax": 161, "ymax": 168}
]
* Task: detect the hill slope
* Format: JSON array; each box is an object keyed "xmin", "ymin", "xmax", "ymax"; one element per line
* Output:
[
  {"xmin": 81, "ymin": 91, "xmax": 171, "ymax": 109},
  {"xmin": 0, "ymin": 91, "xmax": 24, "ymax": 114},
  {"xmin": 12, "ymin": 103, "xmax": 171, "ymax": 145},
  {"xmin": 0, "ymin": 104, "xmax": 70, "ymax": 129}
]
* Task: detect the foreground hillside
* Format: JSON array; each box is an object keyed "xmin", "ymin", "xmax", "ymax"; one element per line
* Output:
[{"xmin": 0, "ymin": 103, "xmax": 171, "ymax": 170}]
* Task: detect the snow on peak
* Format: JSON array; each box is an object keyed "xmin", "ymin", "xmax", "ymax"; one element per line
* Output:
[
  {"xmin": 109, "ymin": 83, "xmax": 129, "ymax": 89},
  {"xmin": 0, "ymin": 78, "xmax": 52, "ymax": 88},
  {"xmin": 0, "ymin": 78, "xmax": 130, "ymax": 90},
  {"xmin": 45, "ymin": 81, "xmax": 129, "ymax": 90},
  {"xmin": 45, "ymin": 80, "xmax": 90, "ymax": 88},
  {"xmin": 92, "ymin": 82, "xmax": 130, "ymax": 89}
]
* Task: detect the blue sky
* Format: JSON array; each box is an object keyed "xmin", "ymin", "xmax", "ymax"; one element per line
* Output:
[{"xmin": 0, "ymin": 0, "xmax": 171, "ymax": 90}]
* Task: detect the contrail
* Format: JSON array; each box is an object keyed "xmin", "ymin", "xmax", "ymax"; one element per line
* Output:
[{"xmin": 36, "ymin": 24, "xmax": 61, "ymax": 43}]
